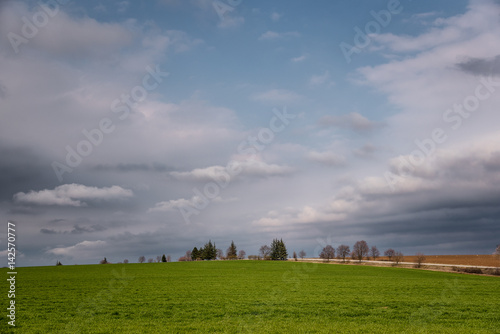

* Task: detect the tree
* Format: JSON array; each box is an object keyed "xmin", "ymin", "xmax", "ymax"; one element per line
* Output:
[
  {"xmin": 148, "ymin": 258, "xmax": 154, "ymax": 263},
  {"xmin": 238, "ymin": 250, "xmax": 246, "ymax": 260},
  {"xmin": 353, "ymin": 240, "xmax": 369, "ymax": 262},
  {"xmin": 191, "ymin": 247, "xmax": 200, "ymax": 261},
  {"xmin": 270, "ymin": 238, "xmax": 288, "ymax": 260},
  {"xmin": 185, "ymin": 250, "xmax": 192, "ymax": 261},
  {"xmin": 138, "ymin": 256, "xmax": 146, "ymax": 263},
  {"xmin": 415, "ymin": 252, "xmax": 426, "ymax": 268},
  {"xmin": 56, "ymin": 260, "xmax": 62, "ymax": 266},
  {"xmin": 100, "ymin": 257, "xmax": 108, "ymax": 264},
  {"xmin": 217, "ymin": 248, "xmax": 224, "ymax": 260},
  {"xmin": 201, "ymin": 240, "xmax": 217, "ymax": 260},
  {"xmin": 259, "ymin": 245, "xmax": 271, "ymax": 260},
  {"xmin": 227, "ymin": 241, "xmax": 237, "ymax": 260},
  {"xmin": 393, "ymin": 251, "xmax": 404, "ymax": 265},
  {"xmin": 336, "ymin": 245, "xmax": 350, "ymax": 262},
  {"xmin": 167, "ymin": 255, "xmax": 171, "ymax": 262},
  {"xmin": 293, "ymin": 251, "xmax": 298, "ymax": 261},
  {"xmin": 319, "ymin": 245, "xmax": 335, "ymax": 261},
  {"xmin": 370, "ymin": 246, "xmax": 380, "ymax": 260},
  {"xmin": 156, "ymin": 255, "xmax": 162, "ymax": 263},
  {"xmin": 161, "ymin": 254, "xmax": 167, "ymax": 262},
  {"xmin": 123, "ymin": 259, "xmax": 129, "ymax": 264},
  {"xmin": 299, "ymin": 250, "xmax": 306, "ymax": 259},
  {"xmin": 384, "ymin": 248, "xmax": 395, "ymax": 261},
  {"xmin": 494, "ymin": 244, "xmax": 500, "ymax": 258}
]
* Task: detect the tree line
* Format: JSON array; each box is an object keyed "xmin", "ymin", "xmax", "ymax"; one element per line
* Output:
[
  {"xmin": 318, "ymin": 240, "xmax": 405, "ymax": 264},
  {"xmin": 178, "ymin": 238, "xmax": 288, "ymax": 261},
  {"xmin": 62, "ymin": 241, "xmax": 499, "ymax": 266}
]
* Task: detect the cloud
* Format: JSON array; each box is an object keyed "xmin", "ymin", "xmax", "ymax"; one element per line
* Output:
[
  {"xmin": 308, "ymin": 70, "xmax": 334, "ymax": 87},
  {"xmin": 319, "ymin": 112, "xmax": 380, "ymax": 132},
  {"xmin": 0, "ymin": 2, "xmax": 133, "ymax": 58},
  {"xmin": 41, "ymin": 224, "xmax": 107, "ymax": 234},
  {"xmin": 46, "ymin": 240, "xmax": 107, "ymax": 257},
  {"xmin": 148, "ymin": 195, "xmax": 237, "ymax": 213},
  {"xmin": 456, "ymin": 55, "xmax": 500, "ymax": 76},
  {"xmin": 254, "ymin": 137, "xmax": 500, "ymax": 249},
  {"xmin": 170, "ymin": 160, "xmax": 294, "ymax": 181},
  {"xmin": 253, "ymin": 89, "xmax": 303, "ymax": 104},
  {"xmin": 271, "ymin": 12, "xmax": 282, "ymax": 21},
  {"xmin": 354, "ymin": 144, "xmax": 377, "ymax": 158},
  {"xmin": 291, "ymin": 55, "xmax": 306, "ymax": 63},
  {"xmin": 371, "ymin": 0, "xmax": 500, "ymax": 53},
  {"xmin": 258, "ymin": 30, "xmax": 300, "ymax": 41},
  {"xmin": 13, "ymin": 184, "xmax": 133, "ymax": 207},
  {"xmin": 307, "ymin": 151, "xmax": 345, "ymax": 166}
]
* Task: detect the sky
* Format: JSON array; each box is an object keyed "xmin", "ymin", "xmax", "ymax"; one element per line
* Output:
[{"xmin": 1, "ymin": 0, "xmax": 500, "ymax": 266}]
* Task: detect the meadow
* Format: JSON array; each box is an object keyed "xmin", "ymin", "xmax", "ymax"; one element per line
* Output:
[{"xmin": 1, "ymin": 261, "xmax": 499, "ymax": 333}]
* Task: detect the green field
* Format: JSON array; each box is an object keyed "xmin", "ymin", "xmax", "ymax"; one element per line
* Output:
[{"xmin": 1, "ymin": 261, "xmax": 499, "ymax": 333}]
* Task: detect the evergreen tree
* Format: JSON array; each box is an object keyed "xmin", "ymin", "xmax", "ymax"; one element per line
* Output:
[
  {"xmin": 161, "ymin": 254, "xmax": 167, "ymax": 262},
  {"xmin": 191, "ymin": 247, "xmax": 199, "ymax": 261},
  {"xmin": 270, "ymin": 238, "xmax": 288, "ymax": 260},
  {"xmin": 201, "ymin": 240, "xmax": 217, "ymax": 260},
  {"xmin": 227, "ymin": 240, "xmax": 237, "ymax": 260}
]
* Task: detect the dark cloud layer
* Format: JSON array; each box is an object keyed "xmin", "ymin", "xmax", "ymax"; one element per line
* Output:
[{"xmin": 456, "ymin": 55, "xmax": 500, "ymax": 76}]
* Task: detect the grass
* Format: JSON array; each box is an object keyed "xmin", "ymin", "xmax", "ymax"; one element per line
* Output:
[{"xmin": 1, "ymin": 261, "xmax": 499, "ymax": 333}]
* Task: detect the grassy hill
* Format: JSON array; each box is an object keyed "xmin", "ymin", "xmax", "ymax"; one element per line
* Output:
[{"xmin": 1, "ymin": 261, "xmax": 499, "ymax": 333}]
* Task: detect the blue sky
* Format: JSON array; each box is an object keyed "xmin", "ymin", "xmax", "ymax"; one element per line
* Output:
[{"xmin": 1, "ymin": 0, "xmax": 500, "ymax": 266}]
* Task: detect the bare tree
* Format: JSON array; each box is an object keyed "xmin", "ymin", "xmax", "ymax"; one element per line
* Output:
[
  {"xmin": 217, "ymin": 248, "xmax": 224, "ymax": 260},
  {"xmin": 393, "ymin": 251, "xmax": 404, "ymax": 265},
  {"xmin": 166, "ymin": 255, "xmax": 171, "ymax": 262},
  {"xmin": 138, "ymin": 256, "xmax": 146, "ymax": 263},
  {"xmin": 353, "ymin": 240, "xmax": 369, "ymax": 262},
  {"xmin": 185, "ymin": 250, "xmax": 192, "ymax": 261},
  {"xmin": 336, "ymin": 245, "xmax": 350, "ymax": 262},
  {"xmin": 156, "ymin": 255, "xmax": 162, "ymax": 263},
  {"xmin": 148, "ymin": 258, "xmax": 154, "ymax": 263},
  {"xmin": 415, "ymin": 253, "xmax": 426, "ymax": 268},
  {"xmin": 123, "ymin": 259, "xmax": 129, "ymax": 264},
  {"xmin": 259, "ymin": 245, "xmax": 271, "ymax": 260},
  {"xmin": 298, "ymin": 250, "xmax": 306, "ymax": 259},
  {"xmin": 370, "ymin": 246, "xmax": 380, "ymax": 260},
  {"xmin": 319, "ymin": 245, "xmax": 335, "ymax": 261},
  {"xmin": 495, "ymin": 245, "xmax": 500, "ymax": 258},
  {"xmin": 293, "ymin": 251, "xmax": 298, "ymax": 261},
  {"xmin": 99, "ymin": 257, "xmax": 108, "ymax": 264},
  {"xmin": 238, "ymin": 250, "xmax": 246, "ymax": 260},
  {"xmin": 384, "ymin": 248, "xmax": 395, "ymax": 261}
]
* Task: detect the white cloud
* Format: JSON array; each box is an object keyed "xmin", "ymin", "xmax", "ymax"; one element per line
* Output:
[
  {"xmin": 170, "ymin": 160, "xmax": 294, "ymax": 181},
  {"xmin": 13, "ymin": 184, "xmax": 133, "ymax": 207},
  {"xmin": 271, "ymin": 12, "xmax": 282, "ymax": 21},
  {"xmin": 47, "ymin": 240, "xmax": 107, "ymax": 257},
  {"xmin": 258, "ymin": 30, "xmax": 300, "ymax": 41},
  {"xmin": 253, "ymin": 89, "xmax": 303, "ymax": 104},
  {"xmin": 308, "ymin": 70, "xmax": 334, "ymax": 87},
  {"xmin": 291, "ymin": 55, "xmax": 307, "ymax": 63}
]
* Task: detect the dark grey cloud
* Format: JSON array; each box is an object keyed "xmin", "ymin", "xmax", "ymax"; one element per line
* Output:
[
  {"xmin": 0, "ymin": 145, "xmax": 57, "ymax": 202},
  {"xmin": 0, "ymin": 82, "xmax": 7, "ymax": 98},
  {"xmin": 41, "ymin": 224, "xmax": 107, "ymax": 235},
  {"xmin": 92, "ymin": 163, "xmax": 174, "ymax": 173},
  {"xmin": 456, "ymin": 55, "xmax": 500, "ymax": 76}
]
